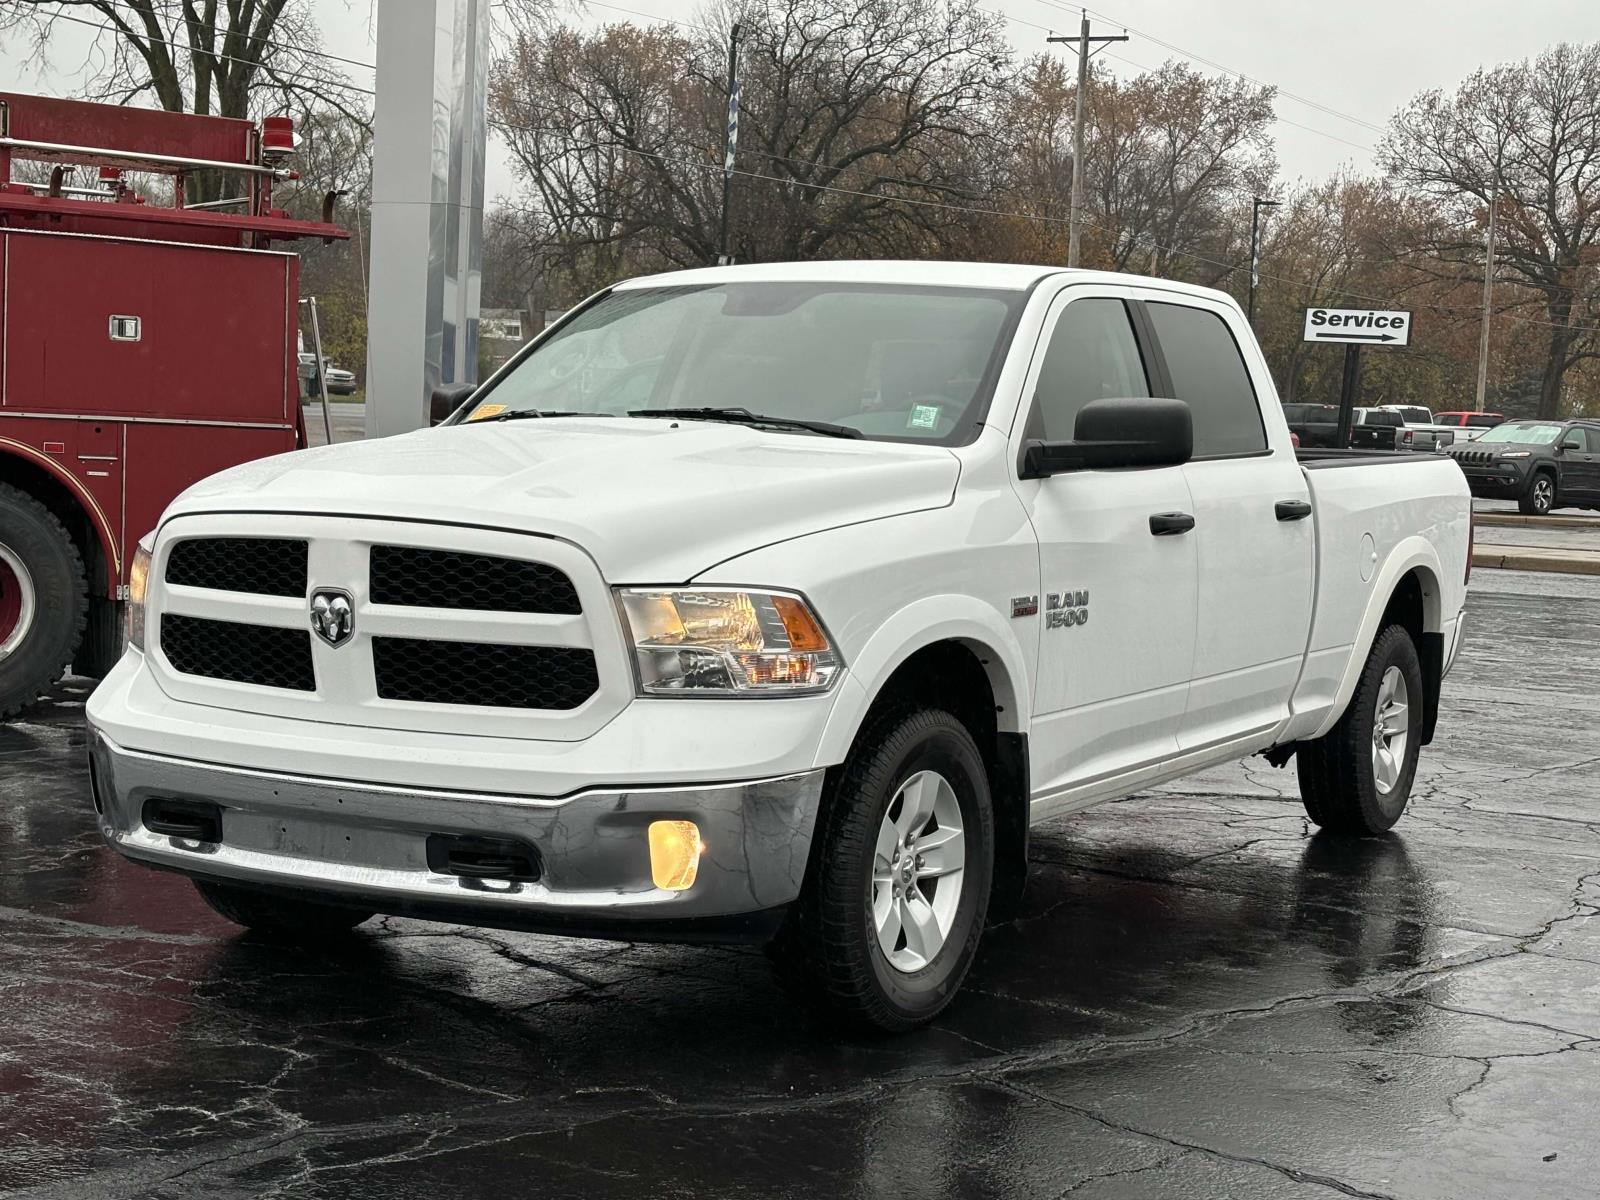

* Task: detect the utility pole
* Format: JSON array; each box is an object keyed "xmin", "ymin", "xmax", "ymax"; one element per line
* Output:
[
  {"xmin": 1048, "ymin": 12, "xmax": 1128, "ymax": 268},
  {"xmin": 1474, "ymin": 144, "xmax": 1503, "ymax": 413},
  {"xmin": 1248, "ymin": 196, "xmax": 1280, "ymax": 328},
  {"xmin": 717, "ymin": 22, "xmax": 742, "ymax": 266}
]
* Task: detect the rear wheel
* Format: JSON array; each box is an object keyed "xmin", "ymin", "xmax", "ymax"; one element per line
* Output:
[
  {"xmin": 772, "ymin": 708, "xmax": 993, "ymax": 1032},
  {"xmin": 1296, "ymin": 625, "xmax": 1425, "ymax": 834},
  {"xmin": 194, "ymin": 879, "xmax": 374, "ymax": 939},
  {"xmin": 0, "ymin": 483, "xmax": 87, "ymax": 718},
  {"xmin": 1519, "ymin": 471, "xmax": 1556, "ymax": 516}
]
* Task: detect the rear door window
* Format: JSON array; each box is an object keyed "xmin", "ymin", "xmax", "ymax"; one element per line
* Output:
[{"xmin": 1146, "ymin": 303, "xmax": 1267, "ymax": 457}]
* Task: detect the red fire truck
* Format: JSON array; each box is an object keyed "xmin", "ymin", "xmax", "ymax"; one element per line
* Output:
[{"xmin": 0, "ymin": 92, "xmax": 348, "ymax": 717}]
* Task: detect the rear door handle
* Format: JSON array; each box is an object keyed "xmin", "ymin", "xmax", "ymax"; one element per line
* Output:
[
  {"xmin": 1149, "ymin": 511, "xmax": 1196, "ymax": 536},
  {"xmin": 1275, "ymin": 499, "xmax": 1313, "ymax": 521}
]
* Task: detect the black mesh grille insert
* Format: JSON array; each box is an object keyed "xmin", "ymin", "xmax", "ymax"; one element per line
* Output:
[
  {"xmin": 161, "ymin": 615, "xmax": 315, "ymax": 691},
  {"xmin": 369, "ymin": 546, "xmax": 581, "ymax": 614},
  {"xmin": 165, "ymin": 538, "xmax": 307, "ymax": 597},
  {"xmin": 372, "ymin": 638, "xmax": 597, "ymax": 709}
]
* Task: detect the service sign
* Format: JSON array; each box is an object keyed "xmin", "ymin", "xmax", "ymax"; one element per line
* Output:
[{"xmin": 1302, "ymin": 307, "xmax": 1412, "ymax": 346}]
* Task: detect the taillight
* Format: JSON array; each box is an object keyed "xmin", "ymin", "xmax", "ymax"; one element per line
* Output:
[
  {"xmin": 1466, "ymin": 514, "xmax": 1474, "ymax": 584},
  {"xmin": 1401, "ymin": 430, "xmax": 1414, "ymax": 444}
]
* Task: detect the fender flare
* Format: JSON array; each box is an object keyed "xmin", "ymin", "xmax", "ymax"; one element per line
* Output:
[
  {"xmin": 0, "ymin": 437, "xmax": 121, "ymax": 583},
  {"xmin": 814, "ymin": 594, "xmax": 1031, "ymax": 768},
  {"xmin": 1307, "ymin": 535, "xmax": 1443, "ymax": 741}
]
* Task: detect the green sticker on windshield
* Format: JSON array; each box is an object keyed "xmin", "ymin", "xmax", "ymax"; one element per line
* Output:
[{"xmin": 908, "ymin": 403, "xmax": 941, "ymax": 430}]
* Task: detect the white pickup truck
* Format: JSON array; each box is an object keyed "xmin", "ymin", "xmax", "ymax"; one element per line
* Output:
[{"xmin": 87, "ymin": 262, "xmax": 1471, "ymax": 1031}]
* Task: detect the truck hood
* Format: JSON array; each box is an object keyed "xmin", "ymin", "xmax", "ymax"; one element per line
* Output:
[{"xmin": 166, "ymin": 418, "xmax": 961, "ymax": 581}]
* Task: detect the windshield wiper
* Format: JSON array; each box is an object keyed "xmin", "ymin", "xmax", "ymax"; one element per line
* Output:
[
  {"xmin": 628, "ymin": 406, "xmax": 862, "ymax": 439},
  {"xmin": 485, "ymin": 408, "xmax": 613, "ymax": 421}
]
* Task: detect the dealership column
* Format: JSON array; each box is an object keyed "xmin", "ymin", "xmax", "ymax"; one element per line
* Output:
[{"xmin": 365, "ymin": 0, "xmax": 491, "ymax": 438}]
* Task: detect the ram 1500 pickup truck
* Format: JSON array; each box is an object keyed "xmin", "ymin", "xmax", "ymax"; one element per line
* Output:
[{"xmin": 87, "ymin": 263, "xmax": 1472, "ymax": 1031}]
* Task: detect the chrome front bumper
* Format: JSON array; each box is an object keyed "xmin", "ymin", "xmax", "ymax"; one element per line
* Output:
[{"xmin": 87, "ymin": 726, "xmax": 826, "ymax": 941}]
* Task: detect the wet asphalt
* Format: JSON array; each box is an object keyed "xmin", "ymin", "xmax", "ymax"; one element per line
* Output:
[{"xmin": 2, "ymin": 569, "xmax": 1597, "ymax": 1199}]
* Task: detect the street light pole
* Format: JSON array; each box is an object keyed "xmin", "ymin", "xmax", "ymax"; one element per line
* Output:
[{"xmin": 1248, "ymin": 196, "xmax": 1280, "ymax": 328}]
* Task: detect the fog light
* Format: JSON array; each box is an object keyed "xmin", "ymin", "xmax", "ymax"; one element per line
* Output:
[{"xmin": 648, "ymin": 820, "xmax": 703, "ymax": 891}]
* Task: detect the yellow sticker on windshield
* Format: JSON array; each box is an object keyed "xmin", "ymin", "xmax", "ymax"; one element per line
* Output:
[{"xmin": 466, "ymin": 403, "xmax": 506, "ymax": 422}]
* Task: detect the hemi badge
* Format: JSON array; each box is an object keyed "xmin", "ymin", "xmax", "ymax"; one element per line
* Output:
[{"xmin": 1011, "ymin": 595, "xmax": 1039, "ymax": 619}]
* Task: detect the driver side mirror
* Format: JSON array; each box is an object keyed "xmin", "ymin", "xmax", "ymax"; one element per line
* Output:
[
  {"xmin": 1021, "ymin": 397, "xmax": 1193, "ymax": 478},
  {"xmin": 1559, "ymin": 436, "xmax": 1582, "ymax": 453},
  {"xmin": 430, "ymin": 383, "xmax": 476, "ymax": 426}
]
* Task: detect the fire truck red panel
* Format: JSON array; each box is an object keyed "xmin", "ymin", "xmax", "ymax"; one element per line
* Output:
[{"xmin": 1, "ymin": 231, "xmax": 292, "ymax": 424}]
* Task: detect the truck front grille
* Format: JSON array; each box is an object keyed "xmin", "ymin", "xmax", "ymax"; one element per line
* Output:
[
  {"xmin": 372, "ymin": 637, "xmax": 598, "ymax": 709},
  {"xmin": 369, "ymin": 546, "xmax": 581, "ymax": 614},
  {"xmin": 160, "ymin": 614, "xmax": 315, "ymax": 691},
  {"xmin": 149, "ymin": 517, "xmax": 624, "ymax": 741},
  {"xmin": 165, "ymin": 538, "xmax": 307, "ymax": 597}
]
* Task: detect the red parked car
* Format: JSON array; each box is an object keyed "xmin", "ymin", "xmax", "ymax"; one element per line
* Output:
[{"xmin": 1435, "ymin": 411, "xmax": 1505, "ymax": 441}]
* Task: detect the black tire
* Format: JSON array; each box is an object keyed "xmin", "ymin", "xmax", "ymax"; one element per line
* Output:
[
  {"xmin": 74, "ymin": 594, "xmax": 123, "ymax": 679},
  {"xmin": 0, "ymin": 482, "xmax": 87, "ymax": 718},
  {"xmin": 1296, "ymin": 625, "xmax": 1425, "ymax": 835},
  {"xmin": 193, "ymin": 878, "xmax": 374, "ymax": 939},
  {"xmin": 1518, "ymin": 470, "xmax": 1557, "ymax": 516},
  {"xmin": 772, "ymin": 708, "xmax": 994, "ymax": 1033}
]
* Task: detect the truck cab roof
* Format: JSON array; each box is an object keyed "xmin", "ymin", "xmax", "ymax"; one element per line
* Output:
[{"xmin": 616, "ymin": 260, "xmax": 1241, "ymax": 305}]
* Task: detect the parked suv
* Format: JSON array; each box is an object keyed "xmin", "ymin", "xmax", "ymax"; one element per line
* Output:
[{"xmin": 1448, "ymin": 419, "xmax": 1600, "ymax": 515}]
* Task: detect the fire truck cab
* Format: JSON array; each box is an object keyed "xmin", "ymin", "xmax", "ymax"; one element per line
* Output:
[{"xmin": 0, "ymin": 92, "xmax": 347, "ymax": 716}]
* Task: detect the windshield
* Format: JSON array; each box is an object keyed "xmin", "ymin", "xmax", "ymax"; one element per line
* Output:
[
  {"xmin": 1282, "ymin": 404, "xmax": 1336, "ymax": 421},
  {"xmin": 1477, "ymin": 421, "xmax": 1562, "ymax": 445},
  {"xmin": 461, "ymin": 283, "xmax": 1025, "ymax": 444},
  {"xmin": 1391, "ymin": 407, "xmax": 1433, "ymax": 424}
]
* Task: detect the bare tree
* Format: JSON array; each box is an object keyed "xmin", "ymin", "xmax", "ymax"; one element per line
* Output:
[
  {"xmin": 490, "ymin": 0, "xmax": 1009, "ymax": 295},
  {"xmin": 1384, "ymin": 43, "xmax": 1600, "ymax": 418}
]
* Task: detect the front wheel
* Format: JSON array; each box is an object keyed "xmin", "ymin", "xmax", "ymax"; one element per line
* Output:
[
  {"xmin": 772, "ymin": 709, "xmax": 994, "ymax": 1032},
  {"xmin": 1519, "ymin": 471, "xmax": 1556, "ymax": 516},
  {"xmin": 0, "ymin": 482, "xmax": 87, "ymax": 718},
  {"xmin": 1296, "ymin": 625, "xmax": 1425, "ymax": 834}
]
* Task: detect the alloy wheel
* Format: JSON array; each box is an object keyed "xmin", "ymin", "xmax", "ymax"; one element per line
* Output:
[
  {"xmin": 1371, "ymin": 665, "xmax": 1410, "ymax": 796},
  {"xmin": 1533, "ymin": 476, "xmax": 1554, "ymax": 513},
  {"xmin": 871, "ymin": 770, "xmax": 967, "ymax": 972}
]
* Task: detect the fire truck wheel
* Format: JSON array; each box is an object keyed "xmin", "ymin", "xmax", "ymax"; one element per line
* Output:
[{"xmin": 0, "ymin": 482, "xmax": 88, "ymax": 719}]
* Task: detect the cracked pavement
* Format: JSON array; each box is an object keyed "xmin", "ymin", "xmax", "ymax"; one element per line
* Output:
[{"xmin": 2, "ymin": 567, "xmax": 1596, "ymax": 1199}]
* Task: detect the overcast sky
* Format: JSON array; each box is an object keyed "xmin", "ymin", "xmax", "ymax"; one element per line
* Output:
[{"xmin": 4, "ymin": 0, "xmax": 1598, "ymax": 207}]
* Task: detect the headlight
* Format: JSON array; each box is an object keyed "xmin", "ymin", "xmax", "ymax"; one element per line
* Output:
[
  {"xmin": 617, "ymin": 588, "xmax": 841, "ymax": 696},
  {"xmin": 125, "ymin": 539, "xmax": 153, "ymax": 651},
  {"xmin": 1498, "ymin": 451, "xmax": 1532, "ymax": 459}
]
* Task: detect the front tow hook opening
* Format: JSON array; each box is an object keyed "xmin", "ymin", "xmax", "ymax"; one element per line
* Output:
[
  {"xmin": 426, "ymin": 834, "xmax": 542, "ymax": 883},
  {"xmin": 142, "ymin": 797, "xmax": 223, "ymax": 843}
]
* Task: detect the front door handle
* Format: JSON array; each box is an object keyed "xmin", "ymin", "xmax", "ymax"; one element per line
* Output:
[
  {"xmin": 1149, "ymin": 511, "xmax": 1196, "ymax": 536},
  {"xmin": 1275, "ymin": 499, "xmax": 1313, "ymax": 521}
]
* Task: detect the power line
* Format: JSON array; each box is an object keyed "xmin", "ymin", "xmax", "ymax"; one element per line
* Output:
[
  {"xmin": 113, "ymin": 0, "xmax": 380, "ymax": 72},
  {"xmin": 488, "ymin": 117, "xmax": 1600, "ymax": 336},
  {"xmin": 31, "ymin": 2, "xmax": 1600, "ymax": 338},
  {"xmin": 1064, "ymin": 1, "xmax": 1390, "ymax": 135},
  {"xmin": 34, "ymin": 5, "xmax": 378, "ymax": 94}
]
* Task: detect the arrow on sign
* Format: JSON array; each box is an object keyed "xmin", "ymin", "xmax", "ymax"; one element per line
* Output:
[{"xmin": 1309, "ymin": 332, "xmax": 1400, "ymax": 342}]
